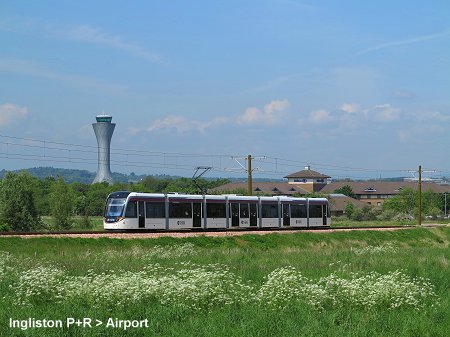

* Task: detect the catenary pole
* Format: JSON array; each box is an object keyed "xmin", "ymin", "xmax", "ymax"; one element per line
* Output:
[
  {"xmin": 418, "ymin": 165, "xmax": 422, "ymax": 226},
  {"xmin": 247, "ymin": 155, "xmax": 252, "ymax": 196}
]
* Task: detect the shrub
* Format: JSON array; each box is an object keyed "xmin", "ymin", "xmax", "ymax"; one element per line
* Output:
[
  {"xmin": 0, "ymin": 171, "xmax": 42, "ymax": 231},
  {"xmin": 49, "ymin": 177, "xmax": 75, "ymax": 229}
]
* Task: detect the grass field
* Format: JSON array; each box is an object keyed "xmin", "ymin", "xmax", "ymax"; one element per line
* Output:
[
  {"xmin": 39, "ymin": 215, "xmax": 446, "ymax": 232},
  {"xmin": 0, "ymin": 227, "xmax": 449, "ymax": 336}
]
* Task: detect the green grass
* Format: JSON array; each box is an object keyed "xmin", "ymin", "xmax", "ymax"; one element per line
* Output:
[
  {"xmin": 331, "ymin": 217, "xmax": 450, "ymax": 228},
  {"xmin": 30, "ymin": 215, "xmax": 450, "ymax": 232},
  {"xmin": 0, "ymin": 227, "xmax": 449, "ymax": 336}
]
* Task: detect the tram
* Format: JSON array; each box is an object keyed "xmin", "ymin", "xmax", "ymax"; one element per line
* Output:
[{"xmin": 104, "ymin": 191, "xmax": 330, "ymax": 230}]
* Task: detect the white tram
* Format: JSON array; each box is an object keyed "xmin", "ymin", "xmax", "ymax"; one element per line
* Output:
[{"xmin": 104, "ymin": 191, "xmax": 331, "ymax": 230}]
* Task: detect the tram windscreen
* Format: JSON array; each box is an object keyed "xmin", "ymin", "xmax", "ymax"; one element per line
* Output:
[{"xmin": 105, "ymin": 198, "xmax": 127, "ymax": 217}]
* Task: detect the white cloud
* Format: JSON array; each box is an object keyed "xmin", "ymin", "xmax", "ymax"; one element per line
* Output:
[
  {"xmin": 413, "ymin": 110, "xmax": 450, "ymax": 122},
  {"xmin": 0, "ymin": 58, "xmax": 127, "ymax": 95},
  {"xmin": 0, "ymin": 103, "xmax": 28, "ymax": 126},
  {"xmin": 143, "ymin": 115, "xmax": 227, "ymax": 134},
  {"xmin": 357, "ymin": 28, "xmax": 450, "ymax": 55},
  {"xmin": 309, "ymin": 109, "xmax": 333, "ymax": 123},
  {"xmin": 390, "ymin": 90, "xmax": 416, "ymax": 100},
  {"xmin": 370, "ymin": 104, "xmax": 401, "ymax": 122},
  {"xmin": 340, "ymin": 102, "xmax": 360, "ymax": 114},
  {"xmin": 237, "ymin": 99, "xmax": 290, "ymax": 125},
  {"xmin": 237, "ymin": 107, "xmax": 262, "ymax": 125},
  {"xmin": 64, "ymin": 25, "xmax": 163, "ymax": 64},
  {"xmin": 147, "ymin": 116, "xmax": 190, "ymax": 133},
  {"xmin": 0, "ymin": 20, "xmax": 163, "ymax": 64},
  {"xmin": 192, "ymin": 117, "xmax": 228, "ymax": 133},
  {"xmin": 264, "ymin": 99, "xmax": 290, "ymax": 114}
]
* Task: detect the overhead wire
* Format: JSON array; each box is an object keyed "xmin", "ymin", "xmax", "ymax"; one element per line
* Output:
[{"xmin": 0, "ymin": 133, "xmax": 447, "ymax": 180}]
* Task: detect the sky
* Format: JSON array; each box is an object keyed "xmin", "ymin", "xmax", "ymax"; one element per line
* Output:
[{"xmin": 0, "ymin": 0, "xmax": 449, "ymax": 180}]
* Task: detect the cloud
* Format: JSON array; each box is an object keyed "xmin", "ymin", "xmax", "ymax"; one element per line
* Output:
[
  {"xmin": 0, "ymin": 103, "xmax": 28, "ymax": 126},
  {"xmin": 0, "ymin": 19, "xmax": 163, "ymax": 64},
  {"xmin": 309, "ymin": 109, "xmax": 333, "ymax": 123},
  {"xmin": 237, "ymin": 99, "xmax": 290, "ymax": 125},
  {"xmin": 264, "ymin": 99, "xmax": 290, "ymax": 114},
  {"xmin": 0, "ymin": 58, "xmax": 127, "ymax": 95},
  {"xmin": 357, "ymin": 28, "xmax": 450, "ymax": 55},
  {"xmin": 338, "ymin": 103, "xmax": 401, "ymax": 123},
  {"xmin": 369, "ymin": 104, "xmax": 401, "ymax": 122},
  {"xmin": 390, "ymin": 90, "xmax": 416, "ymax": 100},
  {"xmin": 63, "ymin": 25, "xmax": 163, "ymax": 64},
  {"xmin": 140, "ymin": 115, "xmax": 227, "ymax": 134},
  {"xmin": 413, "ymin": 109, "xmax": 450, "ymax": 122},
  {"xmin": 340, "ymin": 103, "xmax": 360, "ymax": 114}
]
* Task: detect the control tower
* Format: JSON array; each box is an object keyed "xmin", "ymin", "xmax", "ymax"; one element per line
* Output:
[{"xmin": 92, "ymin": 115, "xmax": 115, "ymax": 184}]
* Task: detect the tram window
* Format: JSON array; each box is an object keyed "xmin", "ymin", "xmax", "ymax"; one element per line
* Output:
[
  {"xmin": 169, "ymin": 202, "xmax": 192, "ymax": 218},
  {"xmin": 291, "ymin": 204, "xmax": 307, "ymax": 218},
  {"xmin": 309, "ymin": 205, "xmax": 323, "ymax": 218},
  {"xmin": 240, "ymin": 204, "xmax": 249, "ymax": 217},
  {"xmin": 262, "ymin": 204, "xmax": 278, "ymax": 218},
  {"xmin": 146, "ymin": 202, "xmax": 165, "ymax": 218},
  {"xmin": 125, "ymin": 201, "xmax": 137, "ymax": 218},
  {"xmin": 207, "ymin": 203, "xmax": 226, "ymax": 218}
]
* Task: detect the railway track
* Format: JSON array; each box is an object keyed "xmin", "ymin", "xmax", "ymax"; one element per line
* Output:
[{"xmin": 0, "ymin": 225, "xmax": 423, "ymax": 238}]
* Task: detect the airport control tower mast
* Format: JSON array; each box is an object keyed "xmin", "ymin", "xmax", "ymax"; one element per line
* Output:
[{"xmin": 92, "ymin": 115, "xmax": 115, "ymax": 184}]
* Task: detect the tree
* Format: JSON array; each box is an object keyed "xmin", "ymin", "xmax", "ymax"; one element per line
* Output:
[
  {"xmin": 334, "ymin": 185, "xmax": 356, "ymax": 199},
  {"xmin": 34, "ymin": 176, "xmax": 55, "ymax": 215},
  {"xmin": 86, "ymin": 182, "xmax": 111, "ymax": 216},
  {"xmin": 422, "ymin": 190, "xmax": 443, "ymax": 217},
  {"xmin": 344, "ymin": 202, "xmax": 355, "ymax": 218},
  {"xmin": 49, "ymin": 176, "xmax": 75, "ymax": 229},
  {"xmin": 383, "ymin": 188, "xmax": 417, "ymax": 216},
  {"xmin": 0, "ymin": 171, "xmax": 42, "ymax": 231},
  {"xmin": 382, "ymin": 188, "xmax": 444, "ymax": 219}
]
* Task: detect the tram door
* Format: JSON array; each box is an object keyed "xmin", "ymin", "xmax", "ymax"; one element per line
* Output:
[
  {"xmin": 250, "ymin": 203, "xmax": 257, "ymax": 226},
  {"xmin": 282, "ymin": 204, "xmax": 290, "ymax": 226},
  {"xmin": 193, "ymin": 203, "xmax": 202, "ymax": 228},
  {"xmin": 138, "ymin": 201, "xmax": 145, "ymax": 228},
  {"xmin": 231, "ymin": 203, "xmax": 239, "ymax": 227}
]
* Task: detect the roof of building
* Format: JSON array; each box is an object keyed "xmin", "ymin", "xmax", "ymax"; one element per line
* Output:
[
  {"xmin": 284, "ymin": 168, "xmax": 331, "ymax": 179},
  {"xmin": 321, "ymin": 181, "xmax": 450, "ymax": 194},
  {"xmin": 210, "ymin": 180, "xmax": 450, "ymax": 206},
  {"xmin": 210, "ymin": 182, "xmax": 311, "ymax": 195},
  {"xmin": 328, "ymin": 194, "xmax": 368, "ymax": 212}
]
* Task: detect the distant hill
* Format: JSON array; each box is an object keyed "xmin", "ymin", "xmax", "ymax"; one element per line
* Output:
[
  {"xmin": 0, "ymin": 167, "xmax": 148, "ymax": 184},
  {"xmin": 1, "ymin": 167, "xmax": 422, "ymax": 184},
  {"xmin": 0, "ymin": 167, "xmax": 289, "ymax": 184},
  {"xmin": 0, "ymin": 167, "xmax": 246, "ymax": 184}
]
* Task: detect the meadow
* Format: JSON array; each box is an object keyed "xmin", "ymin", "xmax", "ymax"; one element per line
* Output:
[{"xmin": 0, "ymin": 227, "xmax": 449, "ymax": 336}]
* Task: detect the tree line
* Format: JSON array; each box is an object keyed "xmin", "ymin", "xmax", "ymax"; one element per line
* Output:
[
  {"xmin": 335, "ymin": 185, "xmax": 447, "ymax": 221},
  {"xmin": 0, "ymin": 171, "xmax": 229, "ymax": 231}
]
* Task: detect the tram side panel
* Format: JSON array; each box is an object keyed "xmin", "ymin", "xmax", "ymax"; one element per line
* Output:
[
  {"xmin": 308, "ymin": 201, "xmax": 328, "ymax": 227},
  {"xmin": 261, "ymin": 202, "xmax": 279, "ymax": 228},
  {"xmin": 228, "ymin": 201, "xmax": 259, "ymax": 228},
  {"xmin": 205, "ymin": 200, "xmax": 227, "ymax": 228},
  {"xmin": 168, "ymin": 201, "xmax": 194, "ymax": 229},
  {"xmin": 144, "ymin": 200, "xmax": 166, "ymax": 229},
  {"xmin": 284, "ymin": 203, "xmax": 308, "ymax": 227}
]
